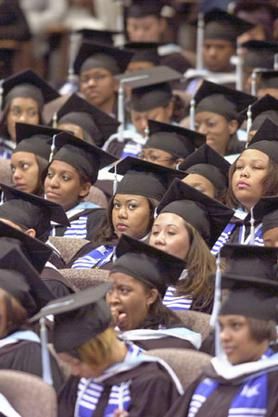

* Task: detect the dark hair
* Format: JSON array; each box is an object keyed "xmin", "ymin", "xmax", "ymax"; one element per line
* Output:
[
  {"xmin": 142, "ymin": 293, "xmax": 184, "ymax": 329},
  {"xmin": 247, "ymin": 317, "xmax": 277, "ymax": 343},
  {"xmin": 227, "ymin": 157, "xmax": 278, "ymax": 209},
  {"xmin": 0, "ymin": 289, "xmax": 28, "ymax": 337}
]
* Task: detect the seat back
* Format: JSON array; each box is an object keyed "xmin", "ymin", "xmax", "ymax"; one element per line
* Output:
[
  {"xmin": 147, "ymin": 348, "xmax": 211, "ymax": 390},
  {"xmin": 59, "ymin": 268, "xmax": 110, "ymax": 290},
  {"xmin": 48, "ymin": 236, "xmax": 89, "ymax": 264},
  {"xmin": 0, "ymin": 159, "xmax": 12, "ymax": 185},
  {"xmin": 85, "ymin": 186, "xmax": 108, "ymax": 208},
  {"xmin": 176, "ymin": 310, "xmax": 211, "ymax": 341},
  {"xmin": 0, "ymin": 370, "xmax": 57, "ymax": 417}
]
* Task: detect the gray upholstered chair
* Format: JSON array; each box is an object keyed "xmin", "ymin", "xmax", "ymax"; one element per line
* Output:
[
  {"xmin": 59, "ymin": 268, "xmax": 110, "ymax": 290},
  {"xmin": 85, "ymin": 185, "xmax": 108, "ymax": 208},
  {"xmin": 176, "ymin": 310, "xmax": 211, "ymax": 341},
  {"xmin": 48, "ymin": 236, "xmax": 89, "ymax": 265}
]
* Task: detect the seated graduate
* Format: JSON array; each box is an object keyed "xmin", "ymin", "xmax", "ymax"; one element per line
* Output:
[
  {"xmin": 0, "ymin": 237, "xmax": 64, "ymax": 392},
  {"xmin": 53, "ymin": 93, "xmax": 119, "ymax": 148},
  {"xmin": 138, "ymin": 119, "xmax": 205, "ymax": 169},
  {"xmin": 259, "ymin": 196, "xmax": 278, "ymax": 247},
  {"xmin": 10, "ymin": 123, "xmax": 63, "ymax": 196},
  {"xmin": 107, "ymin": 234, "xmax": 202, "ymax": 351},
  {"xmin": 149, "ymin": 179, "xmax": 233, "ymax": 313},
  {"xmin": 180, "ymin": 143, "xmax": 230, "ymax": 203},
  {"xmin": 190, "ymin": 80, "xmax": 255, "ymax": 157},
  {"xmin": 0, "ymin": 69, "xmax": 59, "ymax": 160},
  {"xmin": 165, "ymin": 244, "xmax": 278, "ymax": 417},
  {"xmin": 69, "ymin": 157, "xmax": 181, "ymax": 269},
  {"xmin": 31, "ymin": 283, "xmax": 184, "ymax": 417},
  {"xmin": 44, "ymin": 132, "xmax": 116, "ymax": 239},
  {"xmin": 0, "ymin": 184, "xmax": 74, "ymax": 296},
  {"xmin": 211, "ymin": 118, "xmax": 278, "ymax": 255}
]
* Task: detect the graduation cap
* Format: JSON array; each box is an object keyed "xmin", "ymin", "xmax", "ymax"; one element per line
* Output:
[
  {"xmin": 204, "ymin": 8, "xmax": 254, "ymax": 44},
  {"xmin": 156, "ymin": 178, "xmax": 234, "ymax": 248},
  {"xmin": 252, "ymin": 195, "xmax": 278, "ymax": 235},
  {"xmin": 0, "ymin": 183, "xmax": 69, "ymax": 241},
  {"xmin": 241, "ymin": 40, "xmax": 278, "ymax": 69},
  {"xmin": 248, "ymin": 118, "xmax": 278, "ymax": 163},
  {"xmin": 75, "ymin": 28, "xmax": 120, "ymax": 45},
  {"xmin": 14, "ymin": 122, "xmax": 63, "ymax": 161},
  {"xmin": 0, "ymin": 241, "xmax": 54, "ymax": 316},
  {"xmin": 51, "ymin": 132, "xmax": 117, "ymax": 184},
  {"xmin": 0, "ymin": 220, "xmax": 52, "ymax": 273},
  {"xmin": 110, "ymin": 156, "xmax": 183, "ymax": 201},
  {"xmin": 121, "ymin": 65, "xmax": 182, "ymax": 112},
  {"xmin": 30, "ymin": 283, "xmax": 112, "ymax": 354},
  {"xmin": 125, "ymin": 42, "xmax": 160, "ymax": 66},
  {"xmin": 74, "ymin": 41, "xmax": 133, "ymax": 75},
  {"xmin": 179, "ymin": 144, "xmax": 230, "ymax": 194},
  {"xmin": 111, "ymin": 234, "xmax": 185, "ymax": 297},
  {"xmin": 54, "ymin": 93, "xmax": 119, "ymax": 147},
  {"xmin": 1, "ymin": 69, "xmax": 60, "ymax": 110},
  {"xmin": 258, "ymin": 70, "xmax": 278, "ymax": 90},
  {"xmin": 194, "ymin": 80, "xmax": 256, "ymax": 121},
  {"xmin": 127, "ymin": 1, "xmax": 163, "ymax": 18},
  {"xmin": 219, "ymin": 244, "xmax": 278, "ymax": 321},
  {"xmin": 145, "ymin": 120, "xmax": 206, "ymax": 159},
  {"xmin": 244, "ymin": 94, "xmax": 278, "ymax": 131}
]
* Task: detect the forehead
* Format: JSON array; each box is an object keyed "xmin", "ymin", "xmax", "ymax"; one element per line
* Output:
[
  {"xmin": 113, "ymin": 193, "xmax": 148, "ymax": 203},
  {"xmin": 49, "ymin": 159, "xmax": 79, "ymax": 174},
  {"xmin": 11, "ymin": 151, "xmax": 37, "ymax": 163},
  {"xmin": 154, "ymin": 211, "xmax": 185, "ymax": 226},
  {"xmin": 80, "ymin": 67, "xmax": 113, "ymax": 77},
  {"xmin": 127, "ymin": 16, "xmax": 160, "ymax": 26},
  {"xmin": 184, "ymin": 172, "xmax": 214, "ymax": 188},
  {"xmin": 109, "ymin": 271, "xmax": 141, "ymax": 286},
  {"xmin": 9, "ymin": 97, "xmax": 39, "ymax": 107},
  {"xmin": 237, "ymin": 148, "xmax": 269, "ymax": 162},
  {"xmin": 204, "ymin": 39, "xmax": 233, "ymax": 47}
]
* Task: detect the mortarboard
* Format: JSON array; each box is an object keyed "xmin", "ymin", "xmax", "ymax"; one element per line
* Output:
[
  {"xmin": 241, "ymin": 40, "xmax": 278, "ymax": 70},
  {"xmin": 204, "ymin": 8, "xmax": 254, "ymax": 44},
  {"xmin": 258, "ymin": 70, "xmax": 278, "ymax": 90},
  {"xmin": 219, "ymin": 244, "xmax": 278, "ymax": 321},
  {"xmin": 110, "ymin": 156, "xmax": 183, "ymax": 201},
  {"xmin": 145, "ymin": 120, "xmax": 205, "ymax": 159},
  {"xmin": 0, "ymin": 183, "xmax": 69, "ymax": 240},
  {"xmin": 194, "ymin": 80, "xmax": 256, "ymax": 121},
  {"xmin": 111, "ymin": 234, "xmax": 185, "ymax": 297},
  {"xmin": 14, "ymin": 122, "xmax": 63, "ymax": 161},
  {"xmin": 246, "ymin": 95, "xmax": 278, "ymax": 131},
  {"xmin": 179, "ymin": 144, "xmax": 230, "ymax": 194},
  {"xmin": 51, "ymin": 132, "xmax": 117, "ymax": 184},
  {"xmin": 121, "ymin": 65, "xmax": 182, "ymax": 112},
  {"xmin": 76, "ymin": 28, "xmax": 119, "ymax": 45},
  {"xmin": 30, "ymin": 283, "xmax": 112, "ymax": 354},
  {"xmin": 0, "ymin": 220, "xmax": 52, "ymax": 273},
  {"xmin": 74, "ymin": 41, "xmax": 133, "ymax": 75},
  {"xmin": 0, "ymin": 241, "xmax": 54, "ymax": 316},
  {"xmin": 126, "ymin": 1, "xmax": 163, "ymax": 18},
  {"xmin": 156, "ymin": 178, "xmax": 234, "ymax": 248},
  {"xmin": 54, "ymin": 93, "xmax": 119, "ymax": 147},
  {"xmin": 251, "ymin": 195, "xmax": 278, "ymax": 235},
  {"xmin": 2, "ymin": 69, "xmax": 59, "ymax": 110},
  {"xmin": 248, "ymin": 118, "xmax": 278, "ymax": 163},
  {"xmin": 125, "ymin": 42, "xmax": 160, "ymax": 66}
]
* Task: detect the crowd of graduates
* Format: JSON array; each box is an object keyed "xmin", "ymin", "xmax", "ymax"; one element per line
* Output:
[{"xmin": 0, "ymin": 1, "xmax": 277, "ymax": 416}]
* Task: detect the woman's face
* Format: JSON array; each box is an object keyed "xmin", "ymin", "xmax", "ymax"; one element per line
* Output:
[
  {"xmin": 44, "ymin": 160, "xmax": 90, "ymax": 211},
  {"xmin": 139, "ymin": 147, "xmax": 177, "ymax": 169},
  {"xmin": 58, "ymin": 352, "xmax": 103, "ymax": 378},
  {"xmin": 219, "ymin": 315, "xmax": 268, "ymax": 365},
  {"xmin": 11, "ymin": 152, "xmax": 40, "ymax": 193},
  {"xmin": 57, "ymin": 122, "xmax": 85, "ymax": 141},
  {"xmin": 112, "ymin": 194, "xmax": 152, "ymax": 239},
  {"xmin": 195, "ymin": 111, "xmax": 238, "ymax": 156},
  {"xmin": 182, "ymin": 173, "xmax": 216, "ymax": 199},
  {"xmin": 6, "ymin": 97, "xmax": 40, "ymax": 141},
  {"xmin": 107, "ymin": 272, "xmax": 157, "ymax": 331},
  {"xmin": 231, "ymin": 149, "xmax": 269, "ymax": 210},
  {"xmin": 149, "ymin": 212, "xmax": 191, "ymax": 260}
]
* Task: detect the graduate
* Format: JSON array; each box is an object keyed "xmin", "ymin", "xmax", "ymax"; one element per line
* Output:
[
  {"xmin": 190, "ymin": 80, "xmax": 255, "ymax": 157},
  {"xmin": 251, "ymin": 195, "xmax": 278, "ymax": 248},
  {"xmin": 124, "ymin": 42, "xmax": 160, "ymax": 73},
  {"xmin": 256, "ymin": 70, "xmax": 278, "ymax": 100},
  {"xmin": 180, "ymin": 143, "xmax": 230, "ymax": 203},
  {"xmin": 107, "ymin": 234, "xmax": 202, "ymax": 350},
  {"xmin": 69, "ymin": 157, "xmax": 182, "ymax": 269},
  {"xmin": 149, "ymin": 179, "xmax": 233, "ymax": 313},
  {"xmin": 45, "ymin": 131, "xmax": 116, "ymax": 240},
  {"xmin": 31, "ymin": 283, "xmax": 184, "ymax": 417},
  {"xmin": 74, "ymin": 41, "xmax": 133, "ymax": 117},
  {"xmin": 0, "ymin": 236, "xmax": 64, "ymax": 392},
  {"xmin": 165, "ymin": 245, "xmax": 278, "ymax": 417},
  {"xmin": 212, "ymin": 118, "xmax": 278, "ymax": 255},
  {"xmin": 139, "ymin": 120, "xmax": 205, "ymax": 169},
  {"xmin": 0, "ymin": 69, "xmax": 59, "ymax": 159}
]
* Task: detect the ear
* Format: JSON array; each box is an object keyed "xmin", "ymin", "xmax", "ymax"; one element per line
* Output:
[
  {"xmin": 228, "ymin": 119, "xmax": 239, "ymax": 136},
  {"xmin": 146, "ymin": 288, "xmax": 159, "ymax": 307},
  {"xmin": 165, "ymin": 100, "xmax": 174, "ymax": 120},
  {"xmin": 79, "ymin": 182, "xmax": 91, "ymax": 199},
  {"xmin": 113, "ymin": 78, "xmax": 119, "ymax": 93},
  {"xmin": 25, "ymin": 228, "xmax": 36, "ymax": 238}
]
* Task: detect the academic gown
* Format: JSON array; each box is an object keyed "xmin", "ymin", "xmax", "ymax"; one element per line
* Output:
[
  {"xmin": 164, "ymin": 363, "xmax": 278, "ymax": 417},
  {"xmin": 58, "ymin": 361, "xmax": 181, "ymax": 417},
  {"xmin": 41, "ymin": 267, "xmax": 75, "ymax": 298},
  {"xmin": 0, "ymin": 340, "xmax": 64, "ymax": 392}
]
